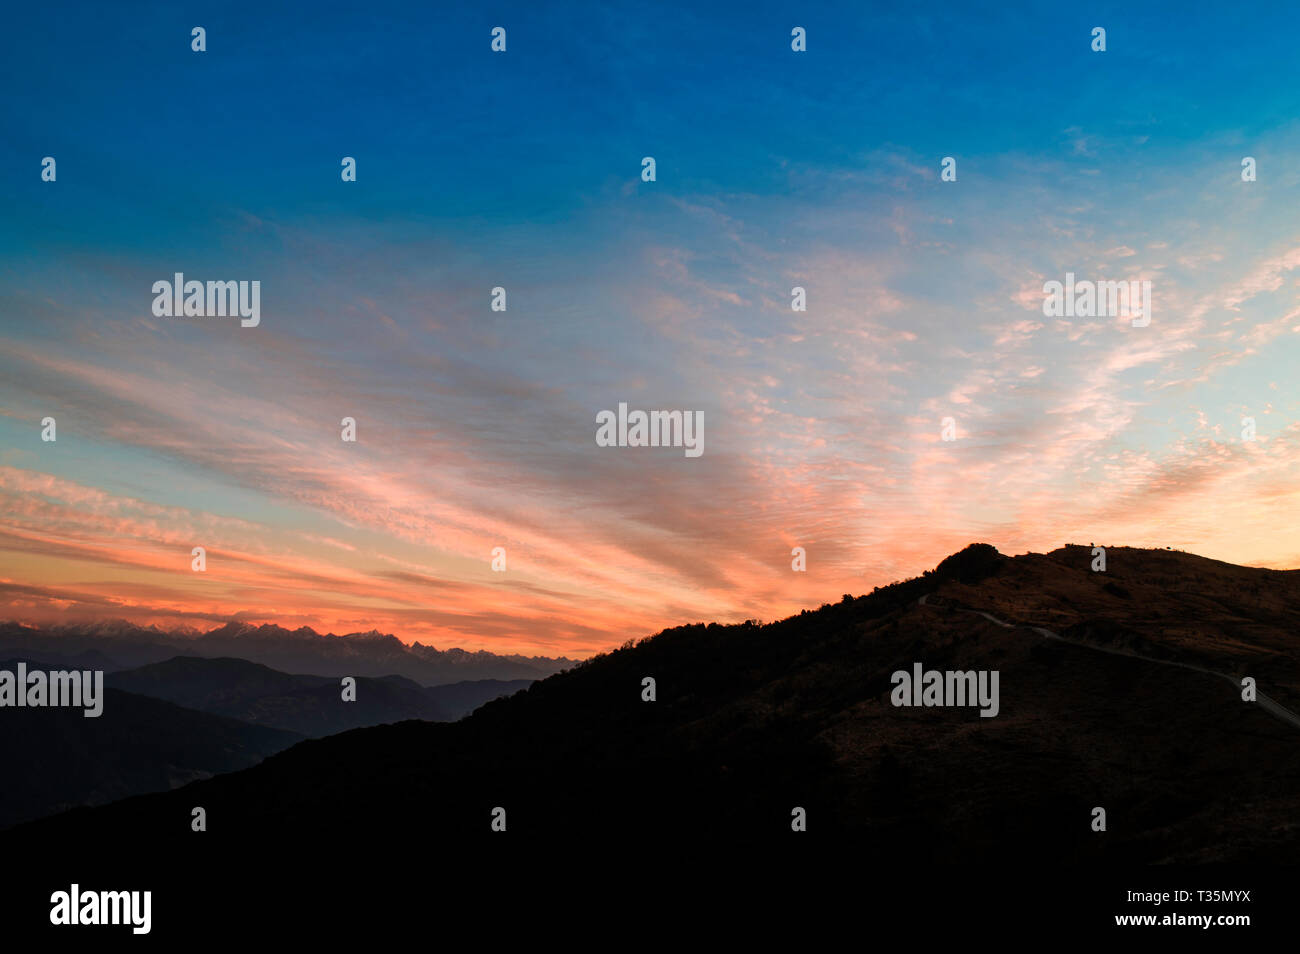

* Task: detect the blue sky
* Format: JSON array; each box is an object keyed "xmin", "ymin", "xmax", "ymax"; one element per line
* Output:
[{"xmin": 2, "ymin": 1, "xmax": 1299, "ymax": 654}]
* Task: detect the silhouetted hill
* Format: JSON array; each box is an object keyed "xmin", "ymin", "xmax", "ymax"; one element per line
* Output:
[
  {"xmin": 0, "ymin": 678, "xmax": 300, "ymax": 830},
  {"xmin": 8, "ymin": 544, "xmax": 1300, "ymax": 864},
  {"xmin": 105, "ymin": 657, "xmax": 533, "ymax": 735},
  {"xmin": 930, "ymin": 541, "xmax": 1007, "ymax": 583}
]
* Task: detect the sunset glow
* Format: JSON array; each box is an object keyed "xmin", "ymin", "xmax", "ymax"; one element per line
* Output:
[{"xmin": 4, "ymin": 6, "xmax": 1299, "ymax": 655}]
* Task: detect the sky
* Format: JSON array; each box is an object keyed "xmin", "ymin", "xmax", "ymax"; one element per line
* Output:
[{"xmin": 2, "ymin": 1, "xmax": 1299, "ymax": 656}]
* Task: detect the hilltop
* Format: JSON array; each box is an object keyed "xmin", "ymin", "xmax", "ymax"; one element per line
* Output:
[{"xmin": 7, "ymin": 544, "xmax": 1299, "ymax": 865}]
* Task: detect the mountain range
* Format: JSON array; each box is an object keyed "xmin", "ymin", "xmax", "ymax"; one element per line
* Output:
[
  {"xmin": 0, "ymin": 652, "xmax": 533, "ymax": 830},
  {"xmin": 0, "ymin": 672, "xmax": 301, "ymax": 830},
  {"xmin": 0, "ymin": 619, "xmax": 574, "ymax": 684},
  {"xmin": 105, "ymin": 656, "xmax": 532, "ymax": 734},
  {"xmin": 9, "ymin": 542, "xmax": 1297, "ymax": 863}
]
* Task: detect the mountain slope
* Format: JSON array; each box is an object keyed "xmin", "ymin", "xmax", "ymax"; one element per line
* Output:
[
  {"xmin": 7, "ymin": 544, "xmax": 1300, "ymax": 862},
  {"xmin": 105, "ymin": 657, "xmax": 448, "ymax": 736},
  {"xmin": 105, "ymin": 657, "xmax": 533, "ymax": 734},
  {"xmin": 0, "ymin": 680, "xmax": 300, "ymax": 830}
]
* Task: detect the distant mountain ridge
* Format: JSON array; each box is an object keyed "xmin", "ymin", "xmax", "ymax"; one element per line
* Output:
[
  {"xmin": 106, "ymin": 656, "xmax": 533, "ymax": 736},
  {"xmin": 11, "ymin": 543, "xmax": 1300, "ymax": 863},
  {"xmin": 0, "ymin": 671, "xmax": 300, "ymax": 831},
  {"xmin": 0, "ymin": 619, "xmax": 576, "ymax": 685},
  {"xmin": 0, "ymin": 649, "xmax": 533, "ymax": 829}
]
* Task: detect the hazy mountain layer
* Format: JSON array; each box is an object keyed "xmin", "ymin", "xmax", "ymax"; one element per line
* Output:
[
  {"xmin": 8, "ymin": 544, "xmax": 1299, "ymax": 863},
  {"xmin": 0, "ymin": 619, "xmax": 574, "ymax": 684}
]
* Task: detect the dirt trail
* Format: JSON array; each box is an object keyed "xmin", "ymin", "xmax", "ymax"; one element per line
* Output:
[{"xmin": 916, "ymin": 592, "xmax": 1300, "ymax": 732}]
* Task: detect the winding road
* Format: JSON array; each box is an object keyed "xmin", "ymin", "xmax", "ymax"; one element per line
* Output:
[{"xmin": 916, "ymin": 592, "xmax": 1300, "ymax": 732}]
